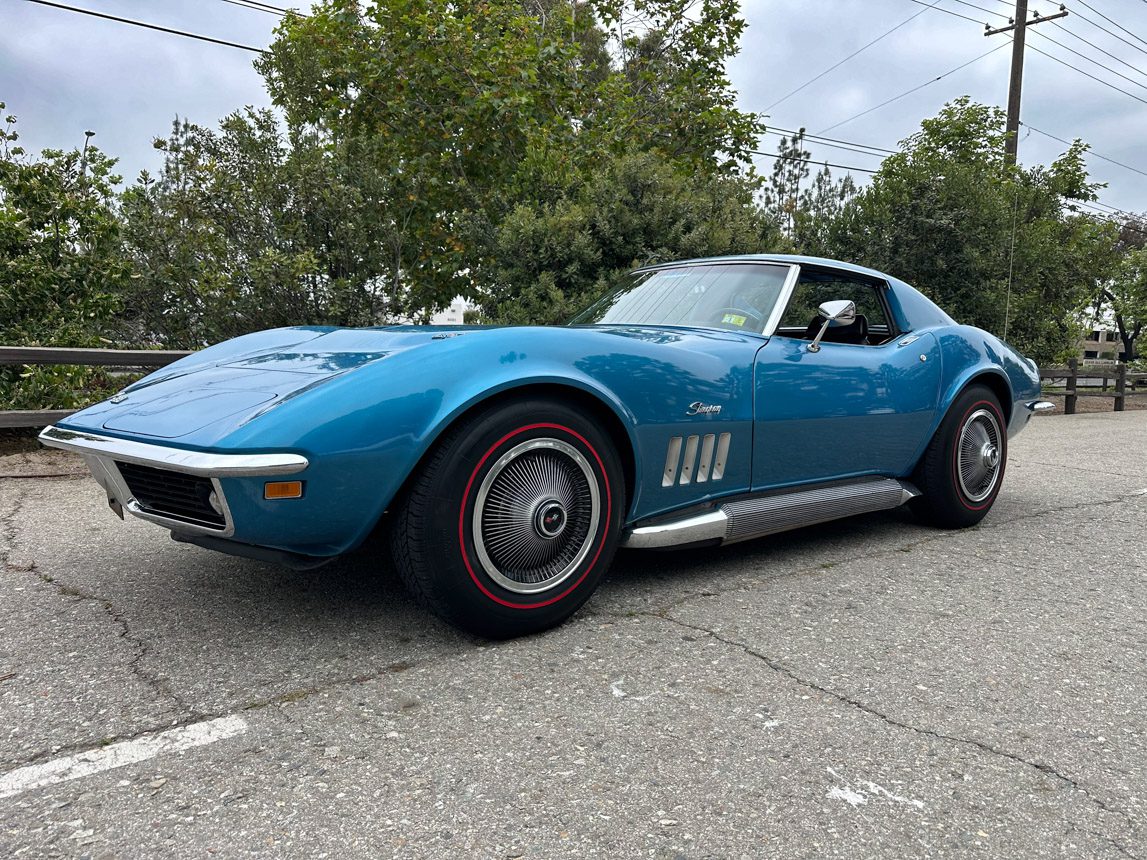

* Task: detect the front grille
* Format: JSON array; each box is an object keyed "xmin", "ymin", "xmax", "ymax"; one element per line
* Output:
[{"xmin": 115, "ymin": 461, "xmax": 226, "ymax": 529}]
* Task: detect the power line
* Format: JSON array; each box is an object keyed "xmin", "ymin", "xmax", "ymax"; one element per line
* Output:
[
  {"xmin": 984, "ymin": 0, "xmax": 1065, "ymax": 14},
  {"xmin": 750, "ymin": 150, "xmax": 880, "ymax": 174},
  {"xmin": 905, "ymin": 0, "xmax": 985, "ymax": 25},
  {"xmin": 941, "ymin": 0, "xmax": 1010, "ymax": 19},
  {"xmin": 217, "ymin": 0, "xmax": 286, "ymax": 15},
  {"xmin": 818, "ymin": 42, "xmax": 1009, "ymax": 133},
  {"xmin": 1021, "ymin": 122, "xmax": 1147, "ymax": 178},
  {"xmin": 761, "ymin": 129, "xmax": 891, "ymax": 160},
  {"xmin": 1049, "ymin": 18, "xmax": 1147, "ymax": 81},
  {"xmin": 767, "ymin": 126, "xmax": 898, "ymax": 155},
  {"xmin": 1071, "ymin": 201, "xmax": 1147, "ymax": 238},
  {"xmin": 1027, "ymin": 41, "xmax": 1147, "ymax": 104},
  {"xmin": 766, "ymin": 120, "xmax": 1147, "ymax": 186},
  {"xmin": 1029, "ymin": 28, "xmax": 1147, "ymax": 92},
  {"xmin": 906, "ymin": 0, "xmax": 1009, "ymax": 22},
  {"xmin": 763, "ymin": 1, "xmax": 946, "ymax": 112},
  {"xmin": 1073, "ymin": 0, "xmax": 1147, "ymax": 50},
  {"xmin": 1068, "ymin": 3, "xmax": 1147, "ymax": 60},
  {"xmin": 18, "ymin": 0, "xmax": 268, "ymax": 53}
]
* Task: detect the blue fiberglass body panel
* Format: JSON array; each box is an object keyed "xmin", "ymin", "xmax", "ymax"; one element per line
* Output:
[{"xmin": 752, "ymin": 332, "xmax": 942, "ymax": 489}]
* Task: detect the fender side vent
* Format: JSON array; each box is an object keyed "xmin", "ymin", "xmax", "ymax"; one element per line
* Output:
[{"xmin": 663, "ymin": 433, "xmax": 732, "ymax": 487}]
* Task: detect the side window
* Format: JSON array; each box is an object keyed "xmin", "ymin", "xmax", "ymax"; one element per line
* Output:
[{"xmin": 776, "ymin": 273, "xmax": 895, "ymax": 345}]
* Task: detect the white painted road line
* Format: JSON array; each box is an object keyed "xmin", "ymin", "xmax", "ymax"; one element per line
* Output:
[{"xmin": 0, "ymin": 715, "xmax": 248, "ymax": 800}]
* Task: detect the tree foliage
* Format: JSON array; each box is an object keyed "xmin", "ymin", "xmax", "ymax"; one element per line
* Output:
[
  {"xmin": 120, "ymin": 112, "xmax": 409, "ymax": 347},
  {"xmin": 0, "ymin": 105, "xmax": 130, "ymax": 407},
  {"xmin": 760, "ymin": 129, "xmax": 855, "ymax": 255},
  {"xmin": 1102, "ymin": 241, "xmax": 1147, "ymax": 362},
  {"xmin": 254, "ymin": 0, "xmax": 765, "ymax": 319},
  {"xmin": 0, "ymin": 107, "xmax": 126, "ymax": 345},
  {"xmin": 481, "ymin": 151, "xmax": 780, "ymax": 324},
  {"xmin": 823, "ymin": 98, "xmax": 1118, "ymax": 363}
]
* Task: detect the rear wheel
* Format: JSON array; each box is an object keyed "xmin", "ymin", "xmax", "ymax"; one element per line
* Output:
[
  {"xmin": 911, "ymin": 384, "xmax": 1007, "ymax": 529},
  {"xmin": 390, "ymin": 398, "xmax": 624, "ymax": 638}
]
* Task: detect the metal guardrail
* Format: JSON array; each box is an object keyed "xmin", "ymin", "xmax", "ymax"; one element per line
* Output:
[
  {"xmin": 3, "ymin": 346, "xmax": 1142, "ymax": 430},
  {"xmin": 0, "ymin": 346, "xmax": 192, "ymax": 430},
  {"xmin": 1040, "ymin": 359, "xmax": 1147, "ymax": 415}
]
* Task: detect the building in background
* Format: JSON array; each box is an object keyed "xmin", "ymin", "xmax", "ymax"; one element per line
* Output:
[
  {"xmin": 1079, "ymin": 309, "xmax": 1123, "ymax": 362},
  {"xmin": 429, "ymin": 296, "xmax": 471, "ymax": 326}
]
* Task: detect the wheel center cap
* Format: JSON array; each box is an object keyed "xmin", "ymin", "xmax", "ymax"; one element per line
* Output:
[
  {"xmin": 980, "ymin": 443, "xmax": 1000, "ymax": 469},
  {"xmin": 535, "ymin": 501, "xmax": 567, "ymax": 538}
]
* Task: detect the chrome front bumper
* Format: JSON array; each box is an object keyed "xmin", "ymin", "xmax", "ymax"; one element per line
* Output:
[
  {"xmin": 38, "ymin": 426, "xmax": 309, "ymax": 538},
  {"xmin": 38, "ymin": 426, "xmax": 309, "ymax": 476}
]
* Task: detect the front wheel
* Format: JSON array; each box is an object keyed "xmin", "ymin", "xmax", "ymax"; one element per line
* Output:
[
  {"xmin": 390, "ymin": 398, "xmax": 624, "ymax": 638},
  {"xmin": 911, "ymin": 384, "xmax": 1007, "ymax": 529}
]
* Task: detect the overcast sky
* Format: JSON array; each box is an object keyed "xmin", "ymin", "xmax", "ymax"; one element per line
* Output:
[{"xmin": 2, "ymin": 0, "xmax": 1146, "ymax": 215}]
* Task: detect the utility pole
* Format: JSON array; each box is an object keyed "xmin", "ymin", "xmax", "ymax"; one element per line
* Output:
[{"xmin": 986, "ymin": 2, "xmax": 1068, "ymax": 166}]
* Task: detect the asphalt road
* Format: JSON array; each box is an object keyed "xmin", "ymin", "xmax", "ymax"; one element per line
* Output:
[{"xmin": 1, "ymin": 412, "xmax": 1144, "ymax": 859}]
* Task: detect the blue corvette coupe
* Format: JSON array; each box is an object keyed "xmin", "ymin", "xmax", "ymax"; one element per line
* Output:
[{"xmin": 40, "ymin": 255, "xmax": 1050, "ymax": 637}]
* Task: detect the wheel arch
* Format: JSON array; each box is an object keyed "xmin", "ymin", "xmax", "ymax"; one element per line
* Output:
[
  {"xmin": 386, "ymin": 380, "xmax": 639, "ymax": 524},
  {"xmin": 963, "ymin": 370, "xmax": 1013, "ymax": 425},
  {"xmin": 942, "ymin": 368, "xmax": 1014, "ymax": 426},
  {"xmin": 907, "ymin": 367, "xmax": 1014, "ymax": 479}
]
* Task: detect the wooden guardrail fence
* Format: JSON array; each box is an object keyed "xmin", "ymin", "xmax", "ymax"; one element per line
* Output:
[
  {"xmin": 1040, "ymin": 359, "xmax": 1147, "ymax": 415},
  {"xmin": 0, "ymin": 346, "xmax": 191, "ymax": 429}
]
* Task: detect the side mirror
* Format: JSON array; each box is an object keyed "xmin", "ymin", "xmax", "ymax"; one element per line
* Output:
[{"xmin": 808, "ymin": 300, "xmax": 856, "ymax": 353}]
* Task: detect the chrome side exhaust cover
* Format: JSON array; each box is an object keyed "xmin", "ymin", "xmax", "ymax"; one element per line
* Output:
[{"xmin": 621, "ymin": 478, "xmax": 920, "ymax": 549}]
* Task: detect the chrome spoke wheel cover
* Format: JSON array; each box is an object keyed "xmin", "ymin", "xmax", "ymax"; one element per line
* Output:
[
  {"xmin": 472, "ymin": 438, "xmax": 601, "ymax": 595},
  {"xmin": 957, "ymin": 408, "xmax": 1003, "ymax": 503}
]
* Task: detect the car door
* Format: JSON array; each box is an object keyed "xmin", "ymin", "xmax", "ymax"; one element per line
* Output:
[{"xmin": 752, "ymin": 268, "xmax": 941, "ymax": 491}]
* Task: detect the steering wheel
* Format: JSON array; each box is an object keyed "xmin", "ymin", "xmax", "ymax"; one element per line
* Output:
[{"xmin": 712, "ymin": 306, "xmax": 765, "ymax": 330}]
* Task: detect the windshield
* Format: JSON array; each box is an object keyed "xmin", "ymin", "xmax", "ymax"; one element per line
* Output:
[{"xmin": 569, "ymin": 263, "xmax": 791, "ymax": 332}]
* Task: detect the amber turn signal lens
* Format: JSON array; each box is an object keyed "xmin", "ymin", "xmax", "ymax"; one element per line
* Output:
[{"xmin": 264, "ymin": 481, "xmax": 304, "ymax": 500}]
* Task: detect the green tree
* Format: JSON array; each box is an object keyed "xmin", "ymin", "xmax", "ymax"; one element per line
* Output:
[
  {"xmin": 256, "ymin": 0, "xmax": 764, "ymax": 318},
  {"xmin": 0, "ymin": 105, "xmax": 129, "ymax": 408},
  {"xmin": 120, "ymin": 112, "xmax": 405, "ymax": 348},
  {"xmin": 794, "ymin": 164, "xmax": 857, "ymax": 257},
  {"xmin": 1101, "ymin": 241, "xmax": 1147, "ymax": 362},
  {"xmin": 480, "ymin": 151, "xmax": 781, "ymax": 325},
  {"xmin": 586, "ymin": 0, "xmax": 764, "ymax": 174},
  {"xmin": 0, "ymin": 108, "xmax": 126, "ymax": 344},
  {"xmin": 760, "ymin": 129, "xmax": 856, "ymax": 255},
  {"xmin": 761, "ymin": 130, "xmax": 810, "ymax": 239},
  {"xmin": 825, "ymin": 98, "xmax": 1115, "ymax": 363}
]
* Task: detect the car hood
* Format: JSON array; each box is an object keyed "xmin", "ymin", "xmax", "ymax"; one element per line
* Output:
[
  {"xmin": 63, "ymin": 326, "xmax": 467, "ymax": 440},
  {"xmin": 58, "ymin": 322, "xmax": 763, "ymax": 445}
]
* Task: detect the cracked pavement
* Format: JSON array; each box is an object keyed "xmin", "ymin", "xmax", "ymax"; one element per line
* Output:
[{"xmin": 1, "ymin": 411, "xmax": 1144, "ymax": 858}]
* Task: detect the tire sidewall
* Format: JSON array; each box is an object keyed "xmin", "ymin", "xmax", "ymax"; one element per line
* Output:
[
  {"xmin": 915, "ymin": 385, "xmax": 1008, "ymax": 528},
  {"xmin": 947, "ymin": 395, "xmax": 1008, "ymax": 514},
  {"xmin": 422, "ymin": 400, "xmax": 623, "ymax": 636}
]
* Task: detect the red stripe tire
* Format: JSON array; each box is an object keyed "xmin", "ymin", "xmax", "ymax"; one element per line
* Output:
[
  {"xmin": 911, "ymin": 384, "xmax": 1008, "ymax": 529},
  {"xmin": 390, "ymin": 398, "xmax": 624, "ymax": 638}
]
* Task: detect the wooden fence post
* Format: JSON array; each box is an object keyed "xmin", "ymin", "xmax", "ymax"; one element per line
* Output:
[
  {"xmin": 1115, "ymin": 363, "xmax": 1126, "ymax": 412},
  {"xmin": 1065, "ymin": 358, "xmax": 1078, "ymax": 415}
]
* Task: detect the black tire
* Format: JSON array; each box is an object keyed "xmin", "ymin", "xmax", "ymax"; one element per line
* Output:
[
  {"xmin": 911, "ymin": 384, "xmax": 1008, "ymax": 529},
  {"xmin": 390, "ymin": 397, "xmax": 624, "ymax": 638}
]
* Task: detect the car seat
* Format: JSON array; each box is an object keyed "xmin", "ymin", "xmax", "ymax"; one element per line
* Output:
[{"xmin": 804, "ymin": 313, "xmax": 869, "ymax": 345}]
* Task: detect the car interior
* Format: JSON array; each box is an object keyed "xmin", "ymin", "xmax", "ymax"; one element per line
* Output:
[{"xmin": 775, "ymin": 270, "xmax": 897, "ymax": 346}]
